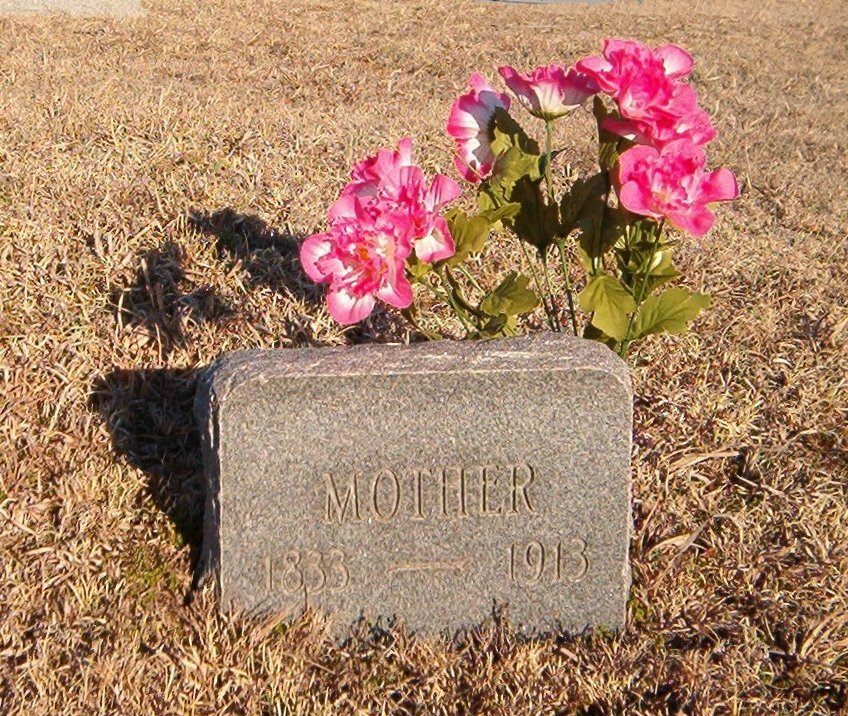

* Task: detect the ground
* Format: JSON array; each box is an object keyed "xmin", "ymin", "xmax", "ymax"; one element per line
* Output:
[{"xmin": 1, "ymin": 0, "xmax": 847, "ymax": 713}]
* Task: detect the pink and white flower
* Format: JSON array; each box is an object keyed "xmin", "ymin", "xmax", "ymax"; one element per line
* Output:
[
  {"xmin": 336, "ymin": 138, "xmax": 461, "ymax": 264},
  {"xmin": 300, "ymin": 139, "xmax": 461, "ymax": 324},
  {"xmin": 341, "ymin": 137, "xmax": 415, "ymax": 199},
  {"xmin": 446, "ymin": 73, "xmax": 511, "ymax": 183},
  {"xmin": 577, "ymin": 38, "xmax": 716, "ymax": 148},
  {"xmin": 602, "ymin": 98, "xmax": 716, "ymax": 148},
  {"xmin": 498, "ymin": 64, "xmax": 597, "ymax": 120},
  {"xmin": 614, "ymin": 139, "xmax": 739, "ymax": 237},
  {"xmin": 387, "ymin": 168, "xmax": 461, "ymax": 263},
  {"xmin": 578, "ymin": 39, "xmax": 694, "ymax": 91},
  {"xmin": 300, "ymin": 195, "xmax": 415, "ymax": 324}
]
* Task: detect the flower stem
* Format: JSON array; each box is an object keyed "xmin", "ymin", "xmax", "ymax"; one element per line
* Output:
[
  {"xmin": 545, "ymin": 119, "xmax": 578, "ymax": 336},
  {"xmin": 434, "ymin": 266, "xmax": 477, "ymax": 335},
  {"xmin": 556, "ymin": 239, "xmax": 579, "ymax": 336},
  {"xmin": 517, "ymin": 237, "xmax": 557, "ymax": 332},
  {"xmin": 443, "ymin": 267, "xmax": 484, "ymax": 318},
  {"xmin": 619, "ymin": 219, "xmax": 665, "ymax": 358},
  {"xmin": 457, "ymin": 264, "xmax": 485, "ymax": 295},
  {"xmin": 400, "ymin": 307, "xmax": 442, "ymax": 341},
  {"xmin": 540, "ymin": 252, "xmax": 561, "ymax": 332},
  {"xmin": 544, "ymin": 120, "xmax": 556, "ymax": 207}
]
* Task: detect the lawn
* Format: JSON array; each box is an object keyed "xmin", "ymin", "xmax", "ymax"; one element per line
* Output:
[{"xmin": 1, "ymin": 0, "xmax": 846, "ymax": 712}]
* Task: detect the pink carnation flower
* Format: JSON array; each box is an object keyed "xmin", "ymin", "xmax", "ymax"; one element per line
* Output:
[
  {"xmin": 602, "ymin": 98, "xmax": 716, "ymax": 148},
  {"xmin": 498, "ymin": 64, "xmax": 597, "ymax": 120},
  {"xmin": 337, "ymin": 138, "xmax": 461, "ymax": 264},
  {"xmin": 300, "ymin": 139, "xmax": 461, "ymax": 324},
  {"xmin": 446, "ymin": 73, "xmax": 511, "ymax": 183},
  {"xmin": 577, "ymin": 38, "xmax": 716, "ymax": 148},
  {"xmin": 615, "ymin": 139, "xmax": 739, "ymax": 237},
  {"xmin": 579, "ymin": 38, "xmax": 694, "ymax": 92},
  {"xmin": 300, "ymin": 195, "xmax": 415, "ymax": 325},
  {"xmin": 341, "ymin": 137, "xmax": 415, "ymax": 199}
]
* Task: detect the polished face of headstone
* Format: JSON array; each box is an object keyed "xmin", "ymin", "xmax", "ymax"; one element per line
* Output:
[{"xmin": 196, "ymin": 334, "xmax": 632, "ymax": 636}]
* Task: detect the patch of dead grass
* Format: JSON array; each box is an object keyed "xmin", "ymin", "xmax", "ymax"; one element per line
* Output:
[{"xmin": 1, "ymin": 0, "xmax": 847, "ymax": 712}]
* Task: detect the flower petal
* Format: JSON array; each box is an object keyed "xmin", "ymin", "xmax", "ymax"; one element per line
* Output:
[
  {"xmin": 326, "ymin": 288, "xmax": 376, "ymax": 325},
  {"xmin": 616, "ymin": 144, "xmax": 659, "ymax": 184},
  {"xmin": 446, "ymin": 73, "xmax": 509, "ymax": 183},
  {"xmin": 414, "ymin": 216, "xmax": 456, "ymax": 264},
  {"xmin": 453, "ymin": 154, "xmax": 482, "ymax": 184},
  {"xmin": 299, "ymin": 234, "xmax": 332, "ymax": 282},
  {"xmin": 655, "ymin": 44, "xmax": 694, "ymax": 79},
  {"xmin": 376, "ymin": 274, "xmax": 413, "ymax": 309},
  {"xmin": 397, "ymin": 137, "xmax": 414, "ymax": 166},
  {"xmin": 668, "ymin": 206, "xmax": 714, "ymax": 237},
  {"xmin": 327, "ymin": 194, "xmax": 358, "ymax": 222},
  {"xmin": 426, "ymin": 174, "xmax": 462, "ymax": 210},
  {"xmin": 700, "ymin": 167, "xmax": 739, "ymax": 204},
  {"xmin": 602, "ymin": 116, "xmax": 648, "ymax": 143},
  {"xmin": 619, "ymin": 181, "xmax": 662, "ymax": 219}
]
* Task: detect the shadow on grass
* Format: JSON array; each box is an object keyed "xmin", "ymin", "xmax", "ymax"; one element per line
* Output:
[
  {"xmin": 189, "ymin": 206, "xmax": 315, "ymax": 302},
  {"xmin": 189, "ymin": 206, "xmax": 413, "ymax": 345},
  {"xmin": 109, "ymin": 239, "xmax": 234, "ymax": 356},
  {"xmin": 91, "ymin": 211, "xmax": 408, "ymax": 602},
  {"xmin": 90, "ymin": 367, "xmax": 204, "ymax": 588},
  {"xmin": 91, "ymin": 211, "xmax": 322, "ymax": 598}
]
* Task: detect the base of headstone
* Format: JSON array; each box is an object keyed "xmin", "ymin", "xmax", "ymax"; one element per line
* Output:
[{"xmin": 196, "ymin": 334, "xmax": 632, "ymax": 638}]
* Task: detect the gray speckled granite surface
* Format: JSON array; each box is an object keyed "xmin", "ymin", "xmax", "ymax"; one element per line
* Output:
[{"xmin": 196, "ymin": 333, "xmax": 632, "ymax": 637}]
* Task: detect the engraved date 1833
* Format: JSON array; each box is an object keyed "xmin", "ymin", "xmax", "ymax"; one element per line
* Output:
[{"xmin": 264, "ymin": 548, "xmax": 350, "ymax": 598}]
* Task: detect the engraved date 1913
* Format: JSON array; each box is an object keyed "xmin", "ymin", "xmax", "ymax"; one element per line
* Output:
[
  {"xmin": 264, "ymin": 548, "xmax": 350, "ymax": 597},
  {"xmin": 508, "ymin": 538, "xmax": 589, "ymax": 585}
]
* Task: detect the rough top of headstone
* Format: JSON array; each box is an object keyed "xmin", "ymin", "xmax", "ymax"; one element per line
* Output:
[
  {"xmin": 196, "ymin": 333, "xmax": 632, "ymax": 638},
  {"xmin": 199, "ymin": 332, "xmax": 630, "ymax": 393}
]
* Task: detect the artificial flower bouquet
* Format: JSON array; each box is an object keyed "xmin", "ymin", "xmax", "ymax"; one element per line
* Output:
[{"xmin": 300, "ymin": 39, "xmax": 739, "ymax": 358}]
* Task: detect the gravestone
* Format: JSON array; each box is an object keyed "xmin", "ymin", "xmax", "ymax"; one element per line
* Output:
[
  {"xmin": 0, "ymin": 0, "xmax": 143, "ymax": 16},
  {"xmin": 484, "ymin": 0, "xmax": 616, "ymax": 4},
  {"xmin": 196, "ymin": 333, "xmax": 632, "ymax": 636}
]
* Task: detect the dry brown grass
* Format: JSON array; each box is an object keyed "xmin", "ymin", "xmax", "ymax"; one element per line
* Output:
[{"xmin": 1, "ymin": 0, "xmax": 847, "ymax": 712}]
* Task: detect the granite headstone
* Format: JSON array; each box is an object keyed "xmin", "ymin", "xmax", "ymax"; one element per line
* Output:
[
  {"xmin": 196, "ymin": 333, "xmax": 632, "ymax": 636},
  {"xmin": 0, "ymin": 0, "xmax": 143, "ymax": 15}
]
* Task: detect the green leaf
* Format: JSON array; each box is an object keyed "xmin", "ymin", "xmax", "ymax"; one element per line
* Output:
[
  {"xmin": 405, "ymin": 254, "xmax": 431, "ymax": 279},
  {"xmin": 504, "ymin": 176, "xmax": 559, "ymax": 252},
  {"xmin": 479, "ymin": 271, "xmax": 540, "ymax": 317},
  {"xmin": 560, "ymin": 172, "xmax": 607, "ymax": 238},
  {"xmin": 493, "ymin": 145, "xmax": 543, "ymax": 184},
  {"xmin": 582, "ymin": 321, "xmax": 619, "ymax": 350},
  {"xmin": 612, "ymin": 219, "xmax": 666, "ymax": 288},
  {"xmin": 490, "ymin": 107, "xmax": 540, "ymax": 157},
  {"xmin": 577, "ymin": 214, "xmax": 624, "ymax": 276},
  {"xmin": 577, "ymin": 274, "xmax": 637, "ymax": 341},
  {"xmin": 472, "ymin": 313, "xmax": 520, "ymax": 339},
  {"xmin": 477, "ymin": 185, "xmax": 501, "ymax": 215},
  {"xmin": 477, "ymin": 146, "xmax": 541, "ymax": 216},
  {"xmin": 632, "ymin": 288, "xmax": 712, "ymax": 338},
  {"xmin": 443, "ymin": 209, "xmax": 492, "ymax": 266},
  {"xmin": 481, "ymin": 202, "xmax": 521, "ymax": 225},
  {"xmin": 478, "ymin": 110, "xmax": 543, "ymax": 214},
  {"xmin": 569, "ymin": 175, "xmax": 622, "ymax": 274},
  {"xmin": 468, "ymin": 315, "xmax": 520, "ymax": 339},
  {"xmin": 642, "ymin": 250, "xmax": 682, "ymax": 293},
  {"xmin": 593, "ymin": 96, "xmax": 621, "ymax": 171}
]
